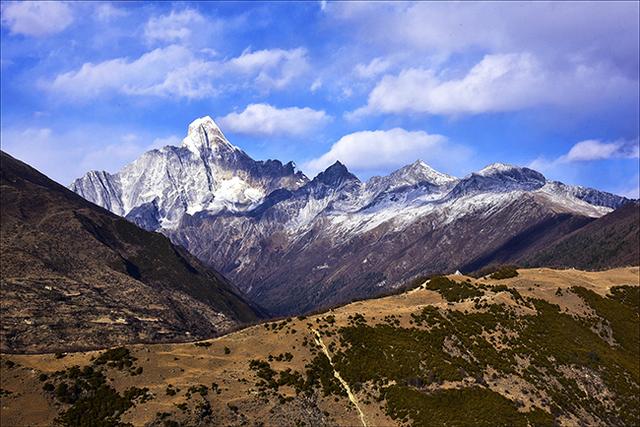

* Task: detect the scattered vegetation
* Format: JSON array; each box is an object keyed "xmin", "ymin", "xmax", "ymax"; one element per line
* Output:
[
  {"xmin": 425, "ymin": 276, "xmax": 484, "ymax": 302},
  {"xmin": 248, "ymin": 352, "xmax": 344, "ymax": 401},
  {"xmin": 489, "ymin": 266, "xmax": 519, "ymax": 280},
  {"xmin": 268, "ymin": 352, "xmax": 294, "ymax": 362},
  {"xmin": 39, "ymin": 360, "xmax": 152, "ymax": 427},
  {"xmin": 385, "ymin": 386, "xmax": 552, "ymax": 426},
  {"xmin": 93, "ymin": 347, "xmax": 136, "ymax": 370},
  {"xmin": 4, "ymin": 270, "xmax": 638, "ymax": 427},
  {"xmin": 186, "ymin": 384, "xmax": 208, "ymax": 399},
  {"xmin": 318, "ymin": 286, "xmax": 640, "ymax": 426}
]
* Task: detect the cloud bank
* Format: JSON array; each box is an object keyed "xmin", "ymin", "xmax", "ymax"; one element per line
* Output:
[
  {"xmin": 1, "ymin": 1, "xmax": 73, "ymax": 37},
  {"xmin": 530, "ymin": 138, "xmax": 640, "ymax": 173},
  {"xmin": 46, "ymin": 45, "xmax": 309, "ymax": 100},
  {"xmin": 349, "ymin": 53, "xmax": 638, "ymax": 117},
  {"xmin": 218, "ymin": 104, "xmax": 330, "ymax": 137},
  {"xmin": 304, "ymin": 128, "xmax": 471, "ymax": 175}
]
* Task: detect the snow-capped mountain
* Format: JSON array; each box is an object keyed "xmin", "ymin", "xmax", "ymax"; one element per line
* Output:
[
  {"xmin": 71, "ymin": 116, "xmax": 308, "ymax": 229},
  {"xmin": 71, "ymin": 116, "xmax": 630, "ymax": 315}
]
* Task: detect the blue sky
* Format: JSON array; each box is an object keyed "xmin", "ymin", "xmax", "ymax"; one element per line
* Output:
[{"xmin": 1, "ymin": 1, "xmax": 639, "ymax": 197}]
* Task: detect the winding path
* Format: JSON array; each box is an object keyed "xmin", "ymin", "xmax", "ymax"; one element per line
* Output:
[{"xmin": 312, "ymin": 328, "xmax": 368, "ymax": 427}]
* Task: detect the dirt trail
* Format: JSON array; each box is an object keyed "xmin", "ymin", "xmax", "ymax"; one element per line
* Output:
[{"xmin": 312, "ymin": 329, "xmax": 368, "ymax": 427}]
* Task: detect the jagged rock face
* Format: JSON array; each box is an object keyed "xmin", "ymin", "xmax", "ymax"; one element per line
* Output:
[
  {"xmin": 312, "ymin": 161, "xmax": 359, "ymax": 187},
  {"xmin": 70, "ymin": 117, "xmax": 630, "ymax": 315},
  {"xmin": 70, "ymin": 116, "xmax": 308, "ymax": 230},
  {"xmin": 449, "ymin": 163, "xmax": 546, "ymax": 198}
]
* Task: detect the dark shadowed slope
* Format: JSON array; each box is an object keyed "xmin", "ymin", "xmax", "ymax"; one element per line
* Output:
[
  {"xmin": 0, "ymin": 151, "xmax": 263, "ymax": 353},
  {"xmin": 523, "ymin": 202, "xmax": 640, "ymax": 270},
  {"xmin": 459, "ymin": 213, "xmax": 595, "ymax": 273}
]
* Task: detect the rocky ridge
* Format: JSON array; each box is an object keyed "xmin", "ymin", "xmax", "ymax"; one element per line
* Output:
[{"xmin": 70, "ymin": 117, "xmax": 631, "ymax": 314}]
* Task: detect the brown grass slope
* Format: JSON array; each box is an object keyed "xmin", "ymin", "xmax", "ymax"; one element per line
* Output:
[
  {"xmin": 0, "ymin": 267, "xmax": 638, "ymax": 427},
  {"xmin": 523, "ymin": 202, "xmax": 640, "ymax": 270},
  {"xmin": 0, "ymin": 151, "xmax": 263, "ymax": 354}
]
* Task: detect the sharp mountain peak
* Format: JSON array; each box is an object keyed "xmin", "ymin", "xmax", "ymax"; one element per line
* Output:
[
  {"xmin": 183, "ymin": 115, "xmax": 238, "ymax": 155},
  {"xmin": 312, "ymin": 160, "xmax": 360, "ymax": 187}
]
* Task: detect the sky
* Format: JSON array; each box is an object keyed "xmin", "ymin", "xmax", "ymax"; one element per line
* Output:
[{"xmin": 1, "ymin": 1, "xmax": 639, "ymax": 197}]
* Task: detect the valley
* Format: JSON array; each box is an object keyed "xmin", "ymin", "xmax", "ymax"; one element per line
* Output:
[
  {"xmin": 2, "ymin": 267, "xmax": 638, "ymax": 426},
  {"xmin": 70, "ymin": 117, "xmax": 634, "ymax": 316},
  {"xmin": 1, "ymin": 125, "xmax": 638, "ymax": 427},
  {"xmin": 2, "ymin": 3, "xmax": 638, "ymax": 427}
]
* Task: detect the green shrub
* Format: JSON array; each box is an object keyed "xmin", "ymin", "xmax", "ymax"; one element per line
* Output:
[
  {"xmin": 489, "ymin": 266, "xmax": 519, "ymax": 280},
  {"xmin": 425, "ymin": 276, "xmax": 483, "ymax": 302},
  {"xmin": 186, "ymin": 384, "xmax": 208, "ymax": 398},
  {"xmin": 93, "ymin": 347, "xmax": 136, "ymax": 371}
]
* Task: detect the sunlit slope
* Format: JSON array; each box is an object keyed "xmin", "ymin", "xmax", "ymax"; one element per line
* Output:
[{"xmin": 1, "ymin": 267, "xmax": 638, "ymax": 426}]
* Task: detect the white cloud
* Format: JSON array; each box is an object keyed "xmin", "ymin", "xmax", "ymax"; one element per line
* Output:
[
  {"xmin": 310, "ymin": 78, "xmax": 323, "ymax": 92},
  {"xmin": 12, "ymin": 128, "xmax": 53, "ymax": 144},
  {"xmin": 1, "ymin": 1, "xmax": 73, "ymax": 37},
  {"xmin": 618, "ymin": 185, "xmax": 639, "ymax": 199},
  {"xmin": 341, "ymin": 87, "xmax": 353, "ymax": 99},
  {"xmin": 228, "ymin": 48, "xmax": 309, "ymax": 90},
  {"xmin": 217, "ymin": 104, "xmax": 330, "ymax": 137},
  {"xmin": 95, "ymin": 3, "xmax": 127, "ymax": 22},
  {"xmin": 565, "ymin": 139, "xmax": 639, "ymax": 162},
  {"xmin": 355, "ymin": 57, "xmax": 391, "ymax": 79},
  {"xmin": 79, "ymin": 140, "xmax": 151, "ymax": 173},
  {"xmin": 332, "ymin": 3, "xmax": 638, "ymax": 117},
  {"xmin": 151, "ymin": 135, "xmax": 182, "ymax": 149},
  {"xmin": 48, "ymin": 45, "xmax": 205, "ymax": 99},
  {"xmin": 330, "ymin": 2, "xmax": 638, "ymax": 74},
  {"xmin": 529, "ymin": 138, "xmax": 640, "ymax": 172},
  {"xmin": 200, "ymin": 48, "xmax": 218, "ymax": 57},
  {"xmin": 45, "ymin": 45, "xmax": 309, "ymax": 100},
  {"xmin": 303, "ymin": 128, "xmax": 471, "ymax": 175},
  {"xmin": 351, "ymin": 53, "xmax": 637, "ymax": 117},
  {"xmin": 617, "ymin": 175, "xmax": 640, "ymax": 199},
  {"xmin": 144, "ymin": 9, "xmax": 204, "ymax": 43},
  {"xmin": 121, "ymin": 133, "xmax": 138, "ymax": 143},
  {"xmin": 1, "ymin": 126, "xmax": 184, "ymax": 185}
]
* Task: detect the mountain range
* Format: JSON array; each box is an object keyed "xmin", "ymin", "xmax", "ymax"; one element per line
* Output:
[
  {"xmin": 1, "ymin": 120, "xmax": 638, "ymax": 427},
  {"xmin": 70, "ymin": 116, "xmax": 633, "ymax": 315},
  {"xmin": 0, "ymin": 151, "xmax": 262, "ymax": 353}
]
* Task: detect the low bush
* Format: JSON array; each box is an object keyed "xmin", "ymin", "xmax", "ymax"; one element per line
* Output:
[{"xmin": 489, "ymin": 266, "xmax": 519, "ymax": 280}]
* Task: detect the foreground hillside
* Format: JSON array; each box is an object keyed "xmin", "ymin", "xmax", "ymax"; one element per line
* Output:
[
  {"xmin": 0, "ymin": 151, "xmax": 262, "ymax": 354},
  {"xmin": 2, "ymin": 267, "xmax": 638, "ymax": 426}
]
